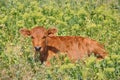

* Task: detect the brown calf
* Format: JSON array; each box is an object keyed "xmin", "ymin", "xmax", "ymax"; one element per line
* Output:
[{"xmin": 20, "ymin": 26, "xmax": 108, "ymax": 65}]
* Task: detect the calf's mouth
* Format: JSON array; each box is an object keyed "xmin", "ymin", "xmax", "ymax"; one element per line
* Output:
[{"xmin": 34, "ymin": 51, "xmax": 40, "ymax": 62}]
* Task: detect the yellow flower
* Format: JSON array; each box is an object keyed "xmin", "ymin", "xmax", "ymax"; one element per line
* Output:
[
  {"xmin": 23, "ymin": 13, "xmax": 29, "ymax": 19},
  {"xmin": 104, "ymin": 68, "xmax": 115, "ymax": 72},
  {"xmin": 16, "ymin": 20, "xmax": 24, "ymax": 27},
  {"xmin": 105, "ymin": 56, "xmax": 110, "ymax": 61},
  {"xmin": 17, "ymin": 2, "xmax": 24, "ymax": 10},
  {"xmin": 107, "ymin": 60, "xmax": 114, "ymax": 66},
  {"xmin": 30, "ymin": 1, "xmax": 39, "ymax": 6},
  {"xmin": 85, "ymin": 56, "xmax": 96, "ymax": 66},
  {"xmin": 10, "ymin": 8, "xmax": 16, "ymax": 14},
  {"xmin": 111, "ymin": 54, "xmax": 120, "ymax": 59},
  {"xmin": 55, "ymin": 20, "xmax": 67, "ymax": 26},
  {"xmin": 2, "ymin": 16, "xmax": 7, "ymax": 23},
  {"xmin": 71, "ymin": 24, "xmax": 79, "ymax": 30},
  {"xmin": 59, "ymin": 63, "xmax": 75, "ymax": 72}
]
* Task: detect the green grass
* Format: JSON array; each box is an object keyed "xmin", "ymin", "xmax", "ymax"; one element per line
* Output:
[{"xmin": 0, "ymin": 0, "xmax": 120, "ymax": 80}]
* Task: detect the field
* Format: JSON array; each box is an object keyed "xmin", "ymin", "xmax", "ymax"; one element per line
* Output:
[{"xmin": 0, "ymin": 0, "xmax": 120, "ymax": 80}]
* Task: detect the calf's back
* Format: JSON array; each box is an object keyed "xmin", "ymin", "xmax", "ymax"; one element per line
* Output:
[{"xmin": 43, "ymin": 36, "xmax": 107, "ymax": 61}]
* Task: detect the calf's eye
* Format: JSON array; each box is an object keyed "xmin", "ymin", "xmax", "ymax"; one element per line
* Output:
[{"xmin": 31, "ymin": 36, "xmax": 34, "ymax": 39}]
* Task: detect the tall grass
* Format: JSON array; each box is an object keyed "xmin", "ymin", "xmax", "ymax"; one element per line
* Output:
[{"xmin": 0, "ymin": 0, "xmax": 120, "ymax": 80}]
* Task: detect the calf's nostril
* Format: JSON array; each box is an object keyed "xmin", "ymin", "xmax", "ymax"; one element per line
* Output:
[{"xmin": 35, "ymin": 46, "xmax": 41, "ymax": 51}]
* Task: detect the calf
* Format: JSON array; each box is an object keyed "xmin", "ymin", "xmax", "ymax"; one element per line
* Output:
[{"xmin": 20, "ymin": 26, "xmax": 108, "ymax": 65}]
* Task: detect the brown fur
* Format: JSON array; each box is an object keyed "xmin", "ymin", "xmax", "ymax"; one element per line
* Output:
[{"xmin": 20, "ymin": 26, "xmax": 108, "ymax": 65}]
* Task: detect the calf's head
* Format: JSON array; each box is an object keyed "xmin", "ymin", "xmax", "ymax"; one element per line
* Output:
[{"xmin": 20, "ymin": 26, "xmax": 57, "ymax": 52}]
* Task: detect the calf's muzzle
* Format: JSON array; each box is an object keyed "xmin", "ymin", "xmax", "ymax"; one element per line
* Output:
[{"xmin": 35, "ymin": 46, "xmax": 41, "ymax": 51}]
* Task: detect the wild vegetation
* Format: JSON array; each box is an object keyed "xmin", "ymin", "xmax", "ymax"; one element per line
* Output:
[{"xmin": 0, "ymin": 0, "xmax": 120, "ymax": 80}]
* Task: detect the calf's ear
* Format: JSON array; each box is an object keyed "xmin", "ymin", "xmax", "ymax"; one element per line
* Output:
[
  {"xmin": 47, "ymin": 28, "xmax": 57, "ymax": 36},
  {"xmin": 20, "ymin": 28, "xmax": 31, "ymax": 36}
]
